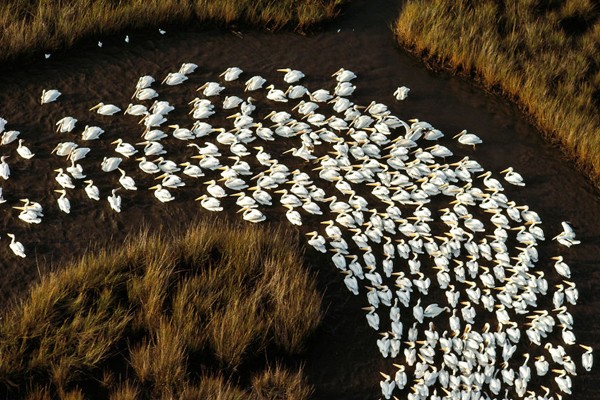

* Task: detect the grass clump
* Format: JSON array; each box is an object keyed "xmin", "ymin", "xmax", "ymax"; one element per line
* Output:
[
  {"xmin": 395, "ymin": 0, "xmax": 600, "ymax": 185},
  {"xmin": 0, "ymin": 220, "xmax": 321, "ymax": 399},
  {"xmin": 0, "ymin": 0, "xmax": 345, "ymax": 65}
]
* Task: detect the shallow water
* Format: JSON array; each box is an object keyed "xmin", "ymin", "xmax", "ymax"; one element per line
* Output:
[{"xmin": 0, "ymin": 0, "xmax": 598, "ymax": 398}]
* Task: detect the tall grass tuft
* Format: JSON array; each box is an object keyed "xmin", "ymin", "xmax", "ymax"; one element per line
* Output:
[
  {"xmin": 395, "ymin": 0, "xmax": 600, "ymax": 185},
  {"xmin": 0, "ymin": 220, "xmax": 322, "ymax": 398},
  {"xmin": 0, "ymin": 0, "xmax": 345, "ymax": 65},
  {"xmin": 251, "ymin": 363, "xmax": 313, "ymax": 400}
]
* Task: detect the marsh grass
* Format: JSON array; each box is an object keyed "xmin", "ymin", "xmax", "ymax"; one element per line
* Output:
[
  {"xmin": 0, "ymin": 0, "xmax": 344, "ymax": 65},
  {"xmin": 395, "ymin": 0, "xmax": 600, "ymax": 185},
  {"xmin": 0, "ymin": 220, "xmax": 321, "ymax": 399}
]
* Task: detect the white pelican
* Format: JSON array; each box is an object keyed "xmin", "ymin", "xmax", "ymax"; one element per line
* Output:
[
  {"xmin": 551, "ymin": 256, "xmax": 571, "ymax": 279},
  {"xmin": 149, "ymin": 184, "xmax": 174, "ymax": 203},
  {"xmin": 285, "ymin": 85, "xmax": 308, "ymax": 99},
  {"xmin": 453, "ymin": 129, "xmax": 482, "ymax": 148},
  {"xmin": 266, "ymin": 85, "xmax": 288, "ymax": 102},
  {"xmin": 101, "ymin": 157, "xmax": 122, "ymax": 172},
  {"xmin": 500, "ymin": 167, "xmax": 525, "ymax": 186},
  {"xmin": 204, "ymin": 180, "xmax": 226, "ymax": 198},
  {"xmin": 283, "ymin": 205, "xmax": 302, "ymax": 225},
  {"xmin": 195, "ymin": 194, "xmax": 222, "ymax": 212},
  {"xmin": 343, "ymin": 271, "xmax": 359, "ymax": 295},
  {"xmin": 306, "ymin": 231, "xmax": 327, "ymax": 253},
  {"xmin": 6, "ymin": 233, "xmax": 26, "ymax": 258},
  {"xmin": 394, "ymin": 86, "xmax": 410, "ymax": 100},
  {"xmin": 219, "ymin": 67, "xmax": 243, "ymax": 81},
  {"xmin": 136, "ymin": 75, "xmax": 155, "ymax": 90},
  {"xmin": 112, "ymin": 139, "xmax": 138, "ymax": 158},
  {"xmin": 222, "ymin": 96, "xmax": 243, "ymax": 110},
  {"xmin": 55, "ymin": 116, "xmax": 77, "ymax": 133},
  {"xmin": 156, "ymin": 173, "xmax": 185, "ymax": 189},
  {"xmin": 90, "ymin": 102, "xmax": 121, "ymax": 116},
  {"xmin": 1, "ymin": 130, "xmax": 19, "ymax": 145},
  {"xmin": 125, "ymin": 103, "xmax": 149, "ymax": 116},
  {"xmin": 0, "ymin": 156, "xmax": 9, "ymax": 179},
  {"xmin": 52, "ymin": 141, "xmax": 78, "ymax": 157},
  {"xmin": 118, "ymin": 169, "xmax": 137, "ymax": 191},
  {"xmin": 136, "ymin": 157, "xmax": 160, "ymax": 174},
  {"xmin": 41, "ymin": 89, "xmax": 61, "ymax": 104},
  {"xmin": 277, "ymin": 68, "xmax": 305, "ymax": 83},
  {"xmin": 334, "ymin": 82, "xmax": 355, "ymax": 97},
  {"xmin": 134, "ymin": 88, "xmax": 158, "ymax": 101},
  {"xmin": 137, "ymin": 141, "xmax": 165, "ymax": 156},
  {"xmin": 553, "ymin": 221, "xmax": 580, "ymax": 247},
  {"xmin": 16, "ymin": 139, "xmax": 34, "ymax": 159},
  {"xmin": 54, "ymin": 189, "xmax": 71, "ymax": 214},
  {"xmin": 244, "ymin": 75, "xmax": 266, "ymax": 91},
  {"xmin": 81, "ymin": 125, "xmax": 104, "ymax": 141},
  {"xmin": 332, "ymin": 68, "xmax": 357, "ymax": 82},
  {"xmin": 66, "ymin": 160, "xmax": 86, "ymax": 180},
  {"xmin": 162, "ymin": 72, "xmax": 187, "ymax": 86},
  {"xmin": 107, "ymin": 189, "xmax": 122, "ymax": 212},
  {"xmin": 83, "ymin": 180, "xmax": 100, "ymax": 201},
  {"xmin": 379, "ymin": 372, "xmax": 395, "ymax": 399},
  {"xmin": 310, "ymin": 89, "xmax": 333, "ymax": 103},
  {"xmin": 69, "ymin": 147, "xmax": 91, "ymax": 162},
  {"xmin": 54, "ymin": 168, "xmax": 75, "ymax": 189},
  {"xmin": 179, "ymin": 63, "xmax": 198, "ymax": 75},
  {"xmin": 580, "ymin": 345, "xmax": 593, "ymax": 371},
  {"xmin": 238, "ymin": 206, "xmax": 266, "ymax": 223},
  {"xmin": 180, "ymin": 162, "xmax": 204, "ymax": 178},
  {"xmin": 198, "ymin": 82, "xmax": 225, "ymax": 97}
]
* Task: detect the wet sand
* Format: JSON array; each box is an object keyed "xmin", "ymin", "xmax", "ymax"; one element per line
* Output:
[{"xmin": 0, "ymin": 0, "xmax": 598, "ymax": 398}]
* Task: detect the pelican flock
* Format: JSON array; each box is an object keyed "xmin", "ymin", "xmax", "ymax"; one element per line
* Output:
[{"xmin": 0, "ymin": 61, "xmax": 593, "ymax": 399}]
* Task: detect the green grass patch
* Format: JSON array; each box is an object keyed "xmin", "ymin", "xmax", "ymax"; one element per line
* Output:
[
  {"xmin": 395, "ymin": 0, "xmax": 600, "ymax": 185},
  {"xmin": 0, "ymin": 0, "xmax": 345, "ymax": 64},
  {"xmin": 0, "ymin": 221, "xmax": 321, "ymax": 399}
]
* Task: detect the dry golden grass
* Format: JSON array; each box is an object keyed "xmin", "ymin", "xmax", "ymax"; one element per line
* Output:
[
  {"xmin": 251, "ymin": 364, "xmax": 313, "ymax": 400},
  {"xmin": 0, "ymin": 220, "xmax": 322, "ymax": 399},
  {"xmin": 395, "ymin": 0, "xmax": 600, "ymax": 185},
  {"xmin": 0, "ymin": 0, "xmax": 345, "ymax": 64}
]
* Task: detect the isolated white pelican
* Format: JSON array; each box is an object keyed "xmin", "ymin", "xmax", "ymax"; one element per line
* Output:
[
  {"xmin": 394, "ymin": 86, "xmax": 410, "ymax": 100},
  {"xmin": 54, "ymin": 189, "xmax": 71, "ymax": 214},
  {"xmin": 16, "ymin": 139, "xmax": 34, "ymax": 159},
  {"xmin": 41, "ymin": 89, "xmax": 61, "ymax": 104},
  {"xmin": 107, "ymin": 189, "xmax": 122, "ymax": 212},
  {"xmin": 6, "ymin": 233, "xmax": 26, "ymax": 258},
  {"xmin": 453, "ymin": 129, "xmax": 482, "ymax": 148}
]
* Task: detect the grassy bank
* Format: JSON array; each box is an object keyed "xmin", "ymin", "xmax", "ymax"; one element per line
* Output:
[
  {"xmin": 0, "ymin": 221, "xmax": 321, "ymax": 399},
  {"xmin": 0, "ymin": 0, "xmax": 345, "ymax": 64},
  {"xmin": 395, "ymin": 0, "xmax": 600, "ymax": 184}
]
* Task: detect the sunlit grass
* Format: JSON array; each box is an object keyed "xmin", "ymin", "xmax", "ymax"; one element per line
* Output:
[
  {"xmin": 0, "ymin": 0, "xmax": 345, "ymax": 64},
  {"xmin": 395, "ymin": 0, "xmax": 600, "ymax": 184},
  {"xmin": 0, "ymin": 221, "xmax": 321, "ymax": 399}
]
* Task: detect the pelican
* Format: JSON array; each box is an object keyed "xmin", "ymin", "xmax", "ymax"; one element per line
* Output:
[
  {"xmin": 136, "ymin": 75, "xmax": 155, "ymax": 90},
  {"xmin": 195, "ymin": 194, "xmax": 222, "ymax": 212},
  {"xmin": 266, "ymin": 85, "xmax": 288, "ymax": 102},
  {"xmin": 84, "ymin": 180, "xmax": 100, "ymax": 201},
  {"xmin": 156, "ymin": 173, "xmax": 185, "ymax": 189},
  {"xmin": 162, "ymin": 72, "xmax": 188, "ymax": 86},
  {"xmin": 180, "ymin": 162, "xmax": 204, "ymax": 178},
  {"xmin": 137, "ymin": 141, "xmax": 165, "ymax": 156},
  {"xmin": 81, "ymin": 125, "xmax": 104, "ymax": 140},
  {"xmin": 310, "ymin": 89, "xmax": 333, "ymax": 103},
  {"xmin": 553, "ymin": 221, "xmax": 580, "ymax": 247},
  {"xmin": 277, "ymin": 68, "xmax": 305, "ymax": 83},
  {"xmin": 394, "ymin": 86, "xmax": 410, "ymax": 100},
  {"xmin": 179, "ymin": 63, "xmax": 198, "ymax": 75},
  {"xmin": 223, "ymin": 96, "xmax": 243, "ymax": 110},
  {"xmin": 204, "ymin": 180, "xmax": 226, "ymax": 198},
  {"xmin": 54, "ymin": 189, "xmax": 71, "ymax": 214},
  {"xmin": 551, "ymin": 256, "xmax": 571, "ymax": 279},
  {"xmin": 332, "ymin": 68, "xmax": 357, "ymax": 82},
  {"xmin": 379, "ymin": 372, "xmax": 395, "ymax": 399},
  {"xmin": 453, "ymin": 129, "xmax": 482, "ymax": 148},
  {"xmin": 149, "ymin": 184, "xmax": 175, "ymax": 203},
  {"xmin": 16, "ymin": 139, "xmax": 34, "ymax": 159},
  {"xmin": 220, "ymin": 67, "xmax": 243, "ymax": 81},
  {"xmin": 69, "ymin": 147, "xmax": 91, "ymax": 162},
  {"xmin": 1, "ymin": 130, "xmax": 19, "ymax": 145},
  {"xmin": 285, "ymin": 85, "xmax": 309, "ymax": 99},
  {"xmin": 238, "ymin": 206, "xmax": 266, "ymax": 223},
  {"xmin": 66, "ymin": 160, "xmax": 86, "ymax": 179},
  {"xmin": 101, "ymin": 157, "xmax": 122, "ymax": 172},
  {"xmin": 107, "ymin": 189, "xmax": 121, "ymax": 212},
  {"xmin": 580, "ymin": 345, "xmax": 593, "ymax": 371},
  {"xmin": 56, "ymin": 116, "xmax": 77, "ymax": 133},
  {"xmin": 244, "ymin": 76, "xmax": 266, "ymax": 91},
  {"xmin": 54, "ymin": 168, "xmax": 75, "ymax": 189},
  {"xmin": 6, "ymin": 233, "xmax": 26, "ymax": 258},
  {"xmin": 283, "ymin": 205, "xmax": 302, "ymax": 225},
  {"xmin": 134, "ymin": 88, "xmax": 158, "ymax": 101},
  {"xmin": 112, "ymin": 139, "xmax": 138, "ymax": 158},
  {"xmin": 198, "ymin": 82, "xmax": 225, "ymax": 96},
  {"xmin": 500, "ymin": 167, "xmax": 525, "ymax": 186},
  {"xmin": 90, "ymin": 102, "xmax": 121, "ymax": 116},
  {"xmin": 41, "ymin": 89, "xmax": 61, "ymax": 104},
  {"xmin": 0, "ymin": 156, "xmax": 9, "ymax": 179},
  {"xmin": 125, "ymin": 103, "xmax": 149, "ymax": 116},
  {"xmin": 118, "ymin": 169, "xmax": 137, "ymax": 191}
]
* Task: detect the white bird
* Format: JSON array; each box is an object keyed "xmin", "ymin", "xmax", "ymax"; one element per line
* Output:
[
  {"xmin": 277, "ymin": 68, "xmax": 305, "ymax": 83},
  {"xmin": 220, "ymin": 67, "xmax": 243, "ymax": 81},
  {"xmin": 500, "ymin": 167, "xmax": 525, "ymax": 186},
  {"xmin": 159, "ymin": 28, "xmax": 166, "ymax": 34},
  {"xmin": 245, "ymin": 76, "xmax": 266, "ymax": 91},
  {"xmin": 195, "ymin": 194, "xmax": 222, "ymax": 212},
  {"xmin": 112, "ymin": 139, "xmax": 138, "ymax": 158},
  {"xmin": 81, "ymin": 125, "xmax": 104, "ymax": 141},
  {"xmin": 149, "ymin": 184, "xmax": 175, "ymax": 203},
  {"xmin": 453, "ymin": 129, "xmax": 482, "ymax": 148},
  {"xmin": 118, "ymin": 168, "xmax": 137, "ymax": 191},
  {"xmin": 239, "ymin": 206, "xmax": 266, "ymax": 223},
  {"xmin": 107, "ymin": 189, "xmax": 122, "ymax": 212},
  {"xmin": 134, "ymin": 88, "xmax": 158, "ymax": 101},
  {"xmin": 101, "ymin": 157, "xmax": 122, "ymax": 172},
  {"xmin": 553, "ymin": 221, "xmax": 581, "ymax": 247},
  {"xmin": 54, "ymin": 189, "xmax": 71, "ymax": 214},
  {"xmin": 1, "ymin": 130, "xmax": 19, "ymax": 146},
  {"xmin": 125, "ymin": 103, "xmax": 149, "ymax": 116},
  {"xmin": 16, "ymin": 139, "xmax": 34, "ymax": 159},
  {"xmin": 179, "ymin": 63, "xmax": 198, "ymax": 75},
  {"xmin": 90, "ymin": 102, "xmax": 121, "ymax": 116},
  {"xmin": 41, "ymin": 89, "xmax": 61, "ymax": 104},
  {"xmin": 55, "ymin": 116, "xmax": 77, "ymax": 133},
  {"xmin": 162, "ymin": 72, "xmax": 188, "ymax": 86},
  {"xmin": 332, "ymin": 68, "xmax": 357, "ymax": 82},
  {"xmin": 6, "ymin": 233, "xmax": 26, "ymax": 258},
  {"xmin": 83, "ymin": 180, "xmax": 100, "ymax": 201},
  {"xmin": 551, "ymin": 256, "xmax": 571, "ymax": 279},
  {"xmin": 580, "ymin": 345, "xmax": 593, "ymax": 372},
  {"xmin": 136, "ymin": 75, "xmax": 155, "ymax": 90},
  {"xmin": 0, "ymin": 156, "xmax": 9, "ymax": 179},
  {"xmin": 394, "ymin": 86, "xmax": 410, "ymax": 100},
  {"xmin": 69, "ymin": 147, "xmax": 91, "ymax": 163},
  {"xmin": 379, "ymin": 372, "xmax": 395, "ymax": 400}
]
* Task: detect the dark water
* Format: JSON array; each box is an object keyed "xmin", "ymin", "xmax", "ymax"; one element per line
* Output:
[{"xmin": 0, "ymin": 0, "xmax": 597, "ymax": 398}]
